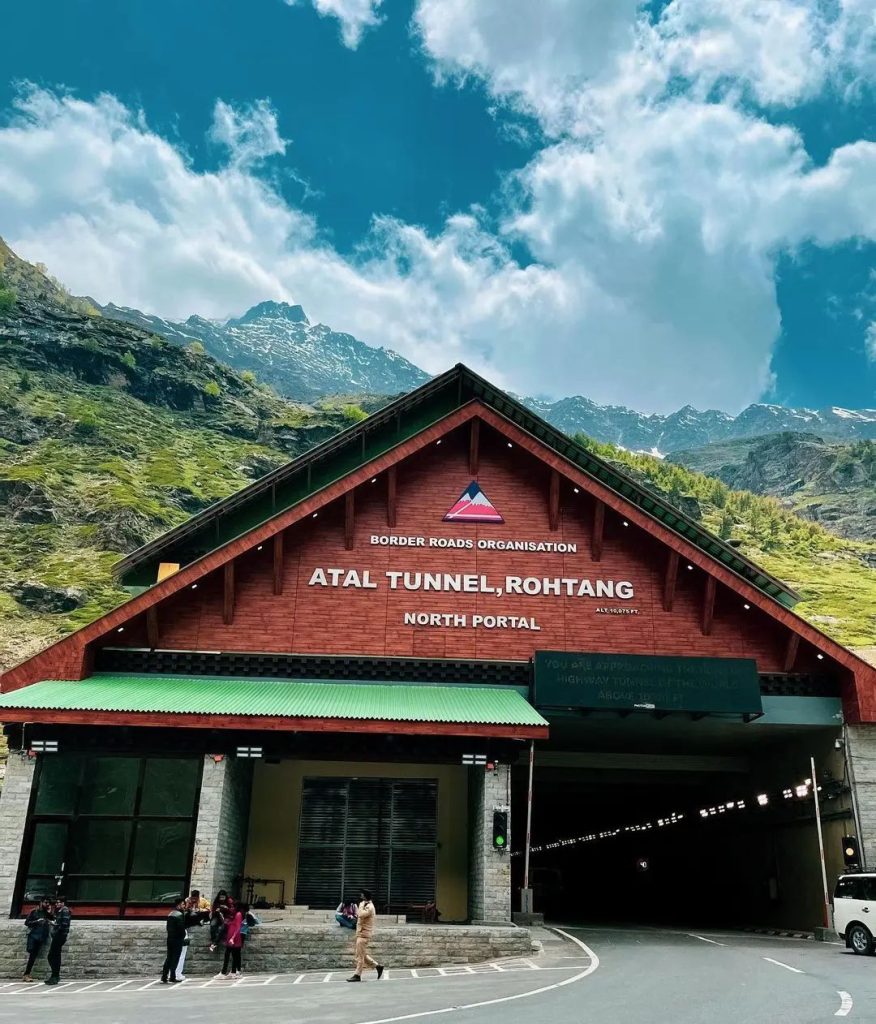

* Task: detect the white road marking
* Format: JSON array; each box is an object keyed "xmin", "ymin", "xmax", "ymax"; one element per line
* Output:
[
  {"xmin": 836, "ymin": 991, "xmax": 853, "ymax": 1017},
  {"xmin": 687, "ymin": 934, "xmax": 726, "ymax": 946},
  {"xmin": 0, "ymin": 961, "xmax": 589, "ymax": 998},
  {"xmin": 322, "ymin": 972, "xmax": 333, "ymax": 983},
  {"xmin": 352, "ymin": 928, "xmax": 599, "ymax": 1024},
  {"xmin": 762, "ymin": 957, "xmax": 805, "ymax": 974},
  {"xmin": 39, "ymin": 981, "xmax": 76, "ymax": 994}
]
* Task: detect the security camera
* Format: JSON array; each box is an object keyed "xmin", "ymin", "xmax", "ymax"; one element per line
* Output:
[{"xmin": 835, "ymin": 738, "xmax": 845, "ymax": 751}]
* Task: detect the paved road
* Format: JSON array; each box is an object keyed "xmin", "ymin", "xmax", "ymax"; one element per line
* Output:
[{"xmin": 2, "ymin": 926, "xmax": 876, "ymax": 1023}]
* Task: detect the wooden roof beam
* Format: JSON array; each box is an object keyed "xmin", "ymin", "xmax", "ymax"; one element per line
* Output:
[{"xmin": 223, "ymin": 561, "xmax": 235, "ymax": 626}]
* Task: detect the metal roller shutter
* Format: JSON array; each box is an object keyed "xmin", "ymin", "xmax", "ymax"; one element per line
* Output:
[{"xmin": 295, "ymin": 777, "xmax": 437, "ymax": 909}]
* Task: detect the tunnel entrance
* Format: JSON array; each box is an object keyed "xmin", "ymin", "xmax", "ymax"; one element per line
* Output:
[{"xmin": 512, "ymin": 713, "xmax": 850, "ymax": 931}]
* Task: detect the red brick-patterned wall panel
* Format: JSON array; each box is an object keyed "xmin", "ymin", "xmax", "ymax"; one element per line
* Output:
[{"xmin": 111, "ymin": 425, "xmax": 797, "ymax": 673}]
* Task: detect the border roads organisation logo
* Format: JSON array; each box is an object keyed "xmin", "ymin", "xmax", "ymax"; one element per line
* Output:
[{"xmin": 443, "ymin": 481, "xmax": 504, "ymax": 524}]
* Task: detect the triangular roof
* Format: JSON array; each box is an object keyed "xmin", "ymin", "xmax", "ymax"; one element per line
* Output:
[
  {"xmin": 115, "ymin": 364, "xmax": 798, "ymax": 606},
  {"xmin": 3, "ymin": 364, "xmax": 874, "ymax": 697}
]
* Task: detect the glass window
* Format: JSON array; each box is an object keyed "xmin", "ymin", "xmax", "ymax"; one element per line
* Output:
[
  {"xmin": 68, "ymin": 820, "xmax": 132, "ymax": 875},
  {"xmin": 23, "ymin": 878, "xmax": 57, "ymax": 901},
  {"xmin": 65, "ymin": 878, "xmax": 125, "ymax": 901},
  {"xmin": 34, "ymin": 756, "xmax": 82, "ymax": 815},
  {"xmin": 21, "ymin": 754, "xmax": 201, "ymax": 913},
  {"xmin": 836, "ymin": 875, "xmax": 865, "ymax": 900},
  {"xmin": 130, "ymin": 820, "xmax": 193, "ymax": 876},
  {"xmin": 862, "ymin": 878, "xmax": 876, "ymax": 902},
  {"xmin": 78, "ymin": 758, "xmax": 139, "ymax": 815},
  {"xmin": 127, "ymin": 878, "xmax": 186, "ymax": 902},
  {"xmin": 27, "ymin": 822, "xmax": 67, "ymax": 875},
  {"xmin": 140, "ymin": 759, "xmax": 199, "ymax": 816}
]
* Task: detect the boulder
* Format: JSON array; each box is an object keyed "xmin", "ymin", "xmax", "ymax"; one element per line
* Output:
[
  {"xmin": 0, "ymin": 479, "xmax": 56, "ymax": 523},
  {"xmin": 7, "ymin": 580, "xmax": 87, "ymax": 613}
]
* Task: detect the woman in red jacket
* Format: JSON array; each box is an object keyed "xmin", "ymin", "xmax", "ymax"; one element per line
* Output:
[{"xmin": 215, "ymin": 900, "xmax": 244, "ymax": 979}]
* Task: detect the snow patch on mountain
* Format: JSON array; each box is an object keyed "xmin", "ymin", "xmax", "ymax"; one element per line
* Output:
[{"xmin": 99, "ymin": 300, "xmax": 429, "ymax": 401}]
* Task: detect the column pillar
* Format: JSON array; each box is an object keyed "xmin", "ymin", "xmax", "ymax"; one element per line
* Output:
[
  {"xmin": 846, "ymin": 725, "xmax": 876, "ymax": 870},
  {"xmin": 0, "ymin": 752, "xmax": 36, "ymax": 916},
  {"xmin": 190, "ymin": 755, "xmax": 253, "ymax": 900},
  {"xmin": 468, "ymin": 764, "xmax": 511, "ymax": 924}
]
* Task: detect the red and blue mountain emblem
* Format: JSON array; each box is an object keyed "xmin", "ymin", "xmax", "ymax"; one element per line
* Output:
[{"xmin": 443, "ymin": 481, "xmax": 504, "ymax": 523}]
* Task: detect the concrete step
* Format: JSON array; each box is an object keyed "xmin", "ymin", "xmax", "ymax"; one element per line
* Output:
[{"xmin": 256, "ymin": 907, "xmax": 408, "ymax": 925}]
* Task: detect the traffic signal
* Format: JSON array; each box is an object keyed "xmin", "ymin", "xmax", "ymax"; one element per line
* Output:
[
  {"xmin": 842, "ymin": 835, "xmax": 860, "ymax": 868},
  {"xmin": 492, "ymin": 810, "xmax": 508, "ymax": 851}
]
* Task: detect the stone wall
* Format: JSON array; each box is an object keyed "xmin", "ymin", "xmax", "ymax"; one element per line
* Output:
[
  {"xmin": 0, "ymin": 753, "xmax": 35, "ymax": 917},
  {"xmin": 846, "ymin": 725, "xmax": 876, "ymax": 869},
  {"xmin": 0, "ymin": 921, "xmax": 537, "ymax": 979},
  {"xmin": 468, "ymin": 765, "xmax": 511, "ymax": 923},
  {"xmin": 190, "ymin": 755, "xmax": 253, "ymax": 899}
]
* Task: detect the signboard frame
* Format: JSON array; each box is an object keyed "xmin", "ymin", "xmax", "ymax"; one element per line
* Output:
[{"xmin": 533, "ymin": 651, "xmax": 763, "ymax": 718}]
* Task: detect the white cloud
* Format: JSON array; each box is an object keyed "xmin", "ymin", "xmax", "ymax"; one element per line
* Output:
[
  {"xmin": 0, "ymin": 87, "xmax": 567, "ymax": 395},
  {"xmin": 415, "ymin": 0, "xmax": 876, "ymax": 129},
  {"xmin": 414, "ymin": 0, "xmax": 641, "ymax": 132},
  {"xmin": 409, "ymin": 0, "xmax": 876, "ymax": 410},
  {"xmin": 208, "ymin": 99, "xmax": 287, "ymax": 168},
  {"xmin": 867, "ymin": 322, "xmax": 876, "ymax": 362},
  {"xmin": 284, "ymin": 0, "xmax": 383, "ymax": 48}
]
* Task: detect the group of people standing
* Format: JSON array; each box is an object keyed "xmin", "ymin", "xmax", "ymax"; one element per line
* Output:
[
  {"xmin": 23, "ymin": 885, "xmax": 382, "ymax": 985},
  {"xmin": 22, "ymin": 895, "xmax": 71, "ymax": 984},
  {"xmin": 162, "ymin": 888, "xmax": 260, "ymax": 984}
]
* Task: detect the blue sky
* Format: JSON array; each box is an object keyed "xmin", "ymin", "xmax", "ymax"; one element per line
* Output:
[{"xmin": 0, "ymin": 0, "xmax": 874, "ymax": 414}]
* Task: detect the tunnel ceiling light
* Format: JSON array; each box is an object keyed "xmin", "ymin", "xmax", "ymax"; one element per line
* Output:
[
  {"xmin": 622, "ymin": 520, "xmax": 629, "ymax": 527},
  {"xmin": 116, "ymin": 626, "xmax": 124, "ymax": 632},
  {"xmin": 686, "ymin": 564, "xmax": 694, "ymax": 570},
  {"xmin": 795, "ymin": 784, "xmax": 809, "ymax": 798},
  {"xmin": 191, "ymin": 584, "xmax": 198, "ymax": 590},
  {"xmin": 257, "ymin": 545, "xmax": 263, "ymax": 551},
  {"xmin": 507, "ymin": 442, "xmax": 513, "ymax": 448},
  {"xmin": 436, "ymin": 439, "xmax": 442, "ymax": 445},
  {"xmin": 743, "ymin": 603, "xmax": 750, "ymax": 610},
  {"xmin": 312, "ymin": 512, "xmax": 318, "ymax": 518},
  {"xmin": 573, "ymin": 487, "xmax": 580, "ymax": 493},
  {"xmin": 817, "ymin": 653, "xmax": 825, "ymax": 660},
  {"xmin": 757, "ymin": 794, "xmax": 769, "ymax": 806},
  {"xmin": 371, "ymin": 477, "xmax": 377, "ymax": 483}
]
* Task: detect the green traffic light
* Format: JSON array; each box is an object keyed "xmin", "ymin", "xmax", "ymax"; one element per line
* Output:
[{"xmin": 495, "ymin": 836, "xmax": 505, "ymax": 846}]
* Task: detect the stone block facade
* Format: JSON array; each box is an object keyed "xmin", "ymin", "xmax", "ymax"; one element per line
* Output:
[
  {"xmin": 846, "ymin": 725, "xmax": 876, "ymax": 870},
  {"xmin": 0, "ymin": 921, "xmax": 537, "ymax": 979},
  {"xmin": 468, "ymin": 764, "xmax": 511, "ymax": 923},
  {"xmin": 190, "ymin": 755, "xmax": 253, "ymax": 899},
  {"xmin": 0, "ymin": 753, "xmax": 35, "ymax": 917}
]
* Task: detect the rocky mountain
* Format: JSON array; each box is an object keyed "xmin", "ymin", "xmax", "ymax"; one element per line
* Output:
[
  {"xmin": 92, "ymin": 269, "xmax": 876, "ymax": 449},
  {"xmin": 0, "ymin": 252, "xmax": 370, "ymax": 669},
  {"xmin": 99, "ymin": 299, "xmax": 430, "ymax": 402},
  {"xmin": 668, "ymin": 433, "xmax": 876, "ymax": 541},
  {"xmin": 523, "ymin": 395, "xmax": 876, "ymax": 453}
]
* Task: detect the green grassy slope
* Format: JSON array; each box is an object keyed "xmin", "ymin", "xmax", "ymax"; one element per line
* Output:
[{"xmin": 576, "ymin": 435, "xmax": 876, "ymax": 648}]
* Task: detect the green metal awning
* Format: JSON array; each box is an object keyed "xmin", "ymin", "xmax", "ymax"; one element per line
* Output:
[{"xmin": 0, "ymin": 673, "xmax": 548, "ymax": 734}]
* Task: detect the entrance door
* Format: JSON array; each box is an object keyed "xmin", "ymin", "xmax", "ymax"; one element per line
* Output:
[{"xmin": 294, "ymin": 777, "xmax": 437, "ymax": 909}]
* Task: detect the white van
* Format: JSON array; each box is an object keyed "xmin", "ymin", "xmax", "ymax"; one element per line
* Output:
[{"xmin": 833, "ymin": 874, "xmax": 876, "ymax": 954}]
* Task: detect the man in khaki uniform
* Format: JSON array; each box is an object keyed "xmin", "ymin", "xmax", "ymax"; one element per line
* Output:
[{"xmin": 347, "ymin": 889, "xmax": 385, "ymax": 982}]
